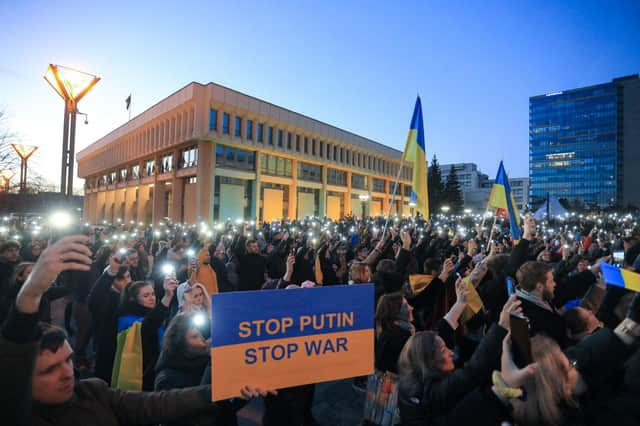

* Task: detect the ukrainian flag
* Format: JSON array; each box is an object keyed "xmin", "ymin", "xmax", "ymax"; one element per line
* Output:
[
  {"xmin": 488, "ymin": 161, "xmax": 521, "ymax": 240},
  {"xmin": 403, "ymin": 97, "xmax": 429, "ymax": 218},
  {"xmin": 600, "ymin": 262, "xmax": 640, "ymax": 292}
]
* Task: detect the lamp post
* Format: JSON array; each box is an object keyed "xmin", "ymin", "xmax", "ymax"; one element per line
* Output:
[
  {"xmin": 10, "ymin": 144, "xmax": 38, "ymax": 193},
  {"xmin": 44, "ymin": 64, "xmax": 100, "ymax": 197},
  {"xmin": 0, "ymin": 170, "xmax": 15, "ymax": 192},
  {"xmin": 358, "ymin": 194, "xmax": 370, "ymax": 220}
]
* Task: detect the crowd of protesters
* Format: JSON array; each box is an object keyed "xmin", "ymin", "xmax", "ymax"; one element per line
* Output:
[{"xmin": 2, "ymin": 209, "xmax": 640, "ymax": 425}]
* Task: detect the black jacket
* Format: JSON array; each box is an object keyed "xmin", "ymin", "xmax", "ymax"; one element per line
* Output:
[
  {"xmin": 238, "ymin": 253, "xmax": 267, "ymax": 291},
  {"xmin": 398, "ymin": 323, "xmax": 507, "ymax": 426},
  {"xmin": 518, "ymin": 296, "xmax": 568, "ymax": 348},
  {"xmin": 88, "ymin": 270, "xmax": 120, "ymax": 384},
  {"xmin": 0, "ymin": 308, "xmax": 217, "ymax": 426},
  {"xmin": 155, "ymin": 350, "xmax": 210, "ymax": 391},
  {"xmin": 375, "ymin": 325, "xmax": 412, "ymax": 374}
]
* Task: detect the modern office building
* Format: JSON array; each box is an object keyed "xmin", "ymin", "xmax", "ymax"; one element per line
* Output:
[
  {"xmin": 77, "ymin": 82, "xmax": 414, "ymax": 225},
  {"xmin": 529, "ymin": 75, "xmax": 640, "ymax": 209},
  {"xmin": 439, "ymin": 162, "xmax": 528, "ymax": 211}
]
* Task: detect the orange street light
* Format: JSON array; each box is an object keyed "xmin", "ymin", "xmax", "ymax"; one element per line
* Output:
[
  {"xmin": 11, "ymin": 144, "xmax": 38, "ymax": 193},
  {"xmin": 44, "ymin": 64, "xmax": 100, "ymax": 197},
  {"xmin": 0, "ymin": 170, "xmax": 15, "ymax": 192}
]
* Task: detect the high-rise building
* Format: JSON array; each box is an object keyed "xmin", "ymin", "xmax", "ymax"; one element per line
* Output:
[{"xmin": 529, "ymin": 75, "xmax": 640, "ymax": 209}]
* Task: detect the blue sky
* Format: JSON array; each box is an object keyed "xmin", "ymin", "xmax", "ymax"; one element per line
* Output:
[{"xmin": 1, "ymin": 0, "xmax": 638, "ymax": 188}]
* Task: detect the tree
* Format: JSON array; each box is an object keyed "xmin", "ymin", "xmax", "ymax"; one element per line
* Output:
[
  {"xmin": 0, "ymin": 110, "xmax": 19, "ymax": 174},
  {"xmin": 427, "ymin": 154, "xmax": 445, "ymax": 213},
  {"xmin": 443, "ymin": 167, "xmax": 464, "ymax": 213}
]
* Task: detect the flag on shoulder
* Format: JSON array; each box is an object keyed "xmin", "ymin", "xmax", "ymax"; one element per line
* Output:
[
  {"xmin": 402, "ymin": 96, "xmax": 429, "ymax": 218},
  {"xmin": 488, "ymin": 161, "xmax": 521, "ymax": 240}
]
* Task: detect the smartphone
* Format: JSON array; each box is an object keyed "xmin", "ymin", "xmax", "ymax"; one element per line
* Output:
[
  {"xmin": 510, "ymin": 313, "xmax": 533, "ymax": 367},
  {"xmin": 506, "ymin": 277, "xmax": 515, "ymax": 297},
  {"xmin": 613, "ymin": 250, "xmax": 624, "ymax": 266}
]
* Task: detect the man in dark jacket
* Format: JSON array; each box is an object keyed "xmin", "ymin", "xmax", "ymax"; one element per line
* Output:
[
  {"xmin": 515, "ymin": 260, "xmax": 568, "ymax": 347},
  {"xmin": 0, "ymin": 235, "xmax": 270, "ymax": 426},
  {"xmin": 0, "ymin": 240, "xmax": 21, "ymax": 322},
  {"xmin": 238, "ymin": 239, "xmax": 267, "ymax": 291}
]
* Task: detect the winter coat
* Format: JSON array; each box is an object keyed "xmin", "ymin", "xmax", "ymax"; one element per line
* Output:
[
  {"xmin": 375, "ymin": 324, "xmax": 412, "ymax": 374},
  {"xmin": 238, "ymin": 253, "xmax": 267, "ymax": 291},
  {"xmin": 398, "ymin": 323, "xmax": 507, "ymax": 426},
  {"xmin": 88, "ymin": 270, "xmax": 120, "ymax": 384},
  {"xmin": 0, "ymin": 308, "xmax": 217, "ymax": 426}
]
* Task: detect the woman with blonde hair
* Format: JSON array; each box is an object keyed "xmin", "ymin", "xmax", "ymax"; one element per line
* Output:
[{"xmin": 180, "ymin": 282, "xmax": 210, "ymax": 339}]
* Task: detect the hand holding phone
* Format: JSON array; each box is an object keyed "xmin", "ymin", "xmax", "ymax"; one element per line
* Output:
[
  {"xmin": 510, "ymin": 313, "xmax": 533, "ymax": 367},
  {"xmin": 506, "ymin": 277, "xmax": 515, "ymax": 297}
]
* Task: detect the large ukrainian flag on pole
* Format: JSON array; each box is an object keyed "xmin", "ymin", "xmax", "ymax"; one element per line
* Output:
[
  {"xmin": 403, "ymin": 96, "xmax": 429, "ymax": 218},
  {"xmin": 488, "ymin": 161, "xmax": 521, "ymax": 240}
]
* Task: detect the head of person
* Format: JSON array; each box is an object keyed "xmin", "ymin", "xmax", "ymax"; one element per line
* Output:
[
  {"xmin": 32, "ymin": 323, "xmax": 75, "ymax": 404},
  {"xmin": 109, "ymin": 250, "xmax": 128, "ymax": 271},
  {"xmin": 162, "ymin": 312, "xmax": 208, "ymax": 358},
  {"xmin": 10, "ymin": 261, "xmax": 35, "ymax": 287},
  {"xmin": 246, "ymin": 239, "xmax": 259, "ymax": 254},
  {"xmin": 398, "ymin": 330, "xmax": 455, "ymax": 392},
  {"xmin": 564, "ymin": 307, "xmax": 600, "ymax": 340},
  {"xmin": 511, "ymin": 335, "xmax": 578, "ymax": 426},
  {"xmin": 121, "ymin": 280, "xmax": 155, "ymax": 309},
  {"xmin": 126, "ymin": 248, "xmax": 139, "ymax": 268},
  {"xmin": 198, "ymin": 248, "xmax": 211, "ymax": 265},
  {"xmin": 422, "ymin": 258, "xmax": 441, "ymax": 276},
  {"xmin": 485, "ymin": 254, "xmax": 509, "ymax": 277},
  {"xmin": 349, "ymin": 261, "xmax": 371, "ymax": 284},
  {"xmin": 376, "ymin": 259, "xmax": 396, "ymax": 274},
  {"xmin": 190, "ymin": 283, "xmax": 210, "ymax": 312},
  {"xmin": 576, "ymin": 257, "xmax": 590, "ymax": 273},
  {"xmin": 30, "ymin": 242, "xmax": 43, "ymax": 258},
  {"xmin": 375, "ymin": 292, "xmax": 413, "ymax": 337},
  {"xmin": 516, "ymin": 261, "xmax": 555, "ymax": 300},
  {"xmin": 355, "ymin": 244, "xmax": 370, "ymax": 261},
  {"xmin": 112, "ymin": 265, "xmax": 131, "ymax": 292},
  {"xmin": 0, "ymin": 240, "xmax": 21, "ymax": 263}
]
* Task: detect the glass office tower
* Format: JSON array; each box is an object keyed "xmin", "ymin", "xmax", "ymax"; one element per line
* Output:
[{"xmin": 529, "ymin": 75, "xmax": 640, "ymax": 209}]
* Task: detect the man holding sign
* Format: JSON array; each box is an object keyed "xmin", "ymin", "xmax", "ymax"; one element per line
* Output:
[{"xmin": 210, "ymin": 284, "xmax": 375, "ymax": 403}]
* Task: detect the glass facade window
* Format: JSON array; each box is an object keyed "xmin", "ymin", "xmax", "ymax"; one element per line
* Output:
[
  {"xmin": 297, "ymin": 162, "xmax": 322, "ymax": 182},
  {"xmin": 209, "ymin": 108, "xmax": 217, "ymax": 131},
  {"xmin": 161, "ymin": 154, "xmax": 173, "ymax": 173},
  {"xmin": 234, "ymin": 116, "xmax": 242, "ymax": 137},
  {"xmin": 312, "ymin": 139, "xmax": 316, "ymax": 156},
  {"xmin": 296, "ymin": 135, "xmax": 301, "ymax": 152},
  {"xmin": 529, "ymin": 82, "xmax": 618, "ymax": 208},
  {"xmin": 327, "ymin": 168, "xmax": 347, "ymax": 186},
  {"xmin": 351, "ymin": 173, "xmax": 367, "ymax": 190},
  {"xmin": 132, "ymin": 165, "xmax": 140, "ymax": 179},
  {"xmin": 326, "ymin": 143, "xmax": 331, "ymax": 159},
  {"xmin": 222, "ymin": 113, "xmax": 230, "ymax": 134},
  {"xmin": 119, "ymin": 168, "xmax": 128, "ymax": 182},
  {"xmin": 373, "ymin": 178, "xmax": 385, "ymax": 193},
  {"xmin": 268, "ymin": 126, "xmax": 274, "ymax": 145},
  {"xmin": 278, "ymin": 129, "xmax": 283, "ymax": 147},
  {"xmin": 304, "ymin": 137, "xmax": 309, "ymax": 154},
  {"xmin": 246, "ymin": 120, "xmax": 253, "ymax": 140},
  {"xmin": 260, "ymin": 154, "xmax": 292, "ymax": 177},
  {"xmin": 180, "ymin": 146, "xmax": 198, "ymax": 168},
  {"xmin": 319, "ymin": 141, "xmax": 324, "ymax": 158},
  {"xmin": 216, "ymin": 145, "xmax": 255, "ymax": 171},
  {"xmin": 257, "ymin": 123, "xmax": 264, "ymax": 143},
  {"xmin": 145, "ymin": 160, "xmax": 155, "ymax": 176},
  {"xmin": 109, "ymin": 171, "xmax": 116, "ymax": 184},
  {"xmin": 286, "ymin": 132, "xmax": 292, "ymax": 150}
]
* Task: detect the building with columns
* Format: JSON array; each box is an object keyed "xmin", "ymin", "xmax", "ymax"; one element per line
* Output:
[{"xmin": 77, "ymin": 82, "xmax": 413, "ymax": 225}]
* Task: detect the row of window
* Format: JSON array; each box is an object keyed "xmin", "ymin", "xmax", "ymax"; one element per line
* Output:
[{"xmin": 209, "ymin": 108, "xmax": 411, "ymax": 179}]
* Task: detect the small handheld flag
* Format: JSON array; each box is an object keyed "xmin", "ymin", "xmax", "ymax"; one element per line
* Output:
[
  {"xmin": 125, "ymin": 94, "xmax": 132, "ymax": 110},
  {"xmin": 600, "ymin": 262, "xmax": 640, "ymax": 292}
]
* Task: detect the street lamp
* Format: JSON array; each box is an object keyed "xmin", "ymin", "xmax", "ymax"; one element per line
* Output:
[
  {"xmin": 0, "ymin": 170, "xmax": 15, "ymax": 192},
  {"xmin": 441, "ymin": 205, "xmax": 450, "ymax": 213},
  {"xmin": 44, "ymin": 64, "xmax": 100, "ymax": 197},
  {"xmin": 358, "ymin": 194, "xmax": 370, "ymax": 220},
  {"xmin": 11, "ymin": 144, "xmax": 38, "ymax": 193}
]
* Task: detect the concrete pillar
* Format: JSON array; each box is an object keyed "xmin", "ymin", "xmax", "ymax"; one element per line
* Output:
[
  {"xmin": 381, "ymin": 180, "xmax": 390, "ymax": 217},
  {"xmin": 171, "ymin": 177, "xmax": 185, "ymax": 223},
  {"xmin": 196, "ymin": 140, "xmax": 216, "ymax": 223},
  {"xmin": 288, "ymin": 158, "xmax": 297, "ymax": 219},
  {"xmin": 253, "ymin": 151, "xmax": 262, "ymax": 221},
  {"xmin": 152, "ymin": 183, "xmax": 165, "ymax": 225},
  {"xmin": 137, "ymin": 185, "xmax": 150, "ymax": 225},
  {"xmin": 96, "ymin": 191, "xmax": 106, "ymax": 223},
  {"xmin": 124, "ymin": 187, "xmax": 136, "ymax": 223},
  {"xmin": 345, "ymin": 171, "xmax": 352, "ymax": 216},
  {"xmin": 319, "ymin": 166, "xmax": 327, "ymax": 218}
]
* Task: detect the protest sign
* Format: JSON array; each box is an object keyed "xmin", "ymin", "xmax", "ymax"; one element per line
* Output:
[{"xmin": 210, "ymin": 284, "xmax": 374, "ymax": 401}]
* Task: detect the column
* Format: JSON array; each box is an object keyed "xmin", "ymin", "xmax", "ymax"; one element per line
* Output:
[
  {"xmin": 137, "ymin": 185, "xmax": 150, "ymax": 225},
  {"xmin": 252, "ymin": 151, "xmax": 262, "ymax": 221},
  {"xmin": 171, "ymin": 177, "xmax": 185, "ymax": 223},
  {"xmin": 196, "ymin": 140, "xmax": 215, "ymax": 223},
  {"xmin": 288, "ymin": 158, "xmax": 297, "ymax": 219},
  {"xmin": 381, "ymin": 180, "xmax": 390, "ymax": 217},
  {"xmin": 345, "ymin": 170, "xmax": 352, "ymax": 216},
  {"xmin": 319, "ymin": 166, "xmax": 327, "ymax": 218}
]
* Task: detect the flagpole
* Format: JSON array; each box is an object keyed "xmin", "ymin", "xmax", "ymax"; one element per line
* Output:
[
  {"xmin": 128, "ymin": 98, "xmax": 132, "ymax": 121},
  {"xmin": 382, "ymin": 161, "xmax": 406, "ymax": 238},
  {"xmin": 488, "ymin": 209, "xmax": 498, "ymax": 243}
]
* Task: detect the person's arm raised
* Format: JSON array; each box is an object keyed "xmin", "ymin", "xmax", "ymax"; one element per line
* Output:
[{"xmin": 17, "ymin": 235, "xmax": 92, "ymax": 314}]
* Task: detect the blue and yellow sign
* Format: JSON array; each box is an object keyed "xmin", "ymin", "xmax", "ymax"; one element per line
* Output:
[{"xmin": 210, "ymin": 284, "xmax": 374, "ymax": 401}]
